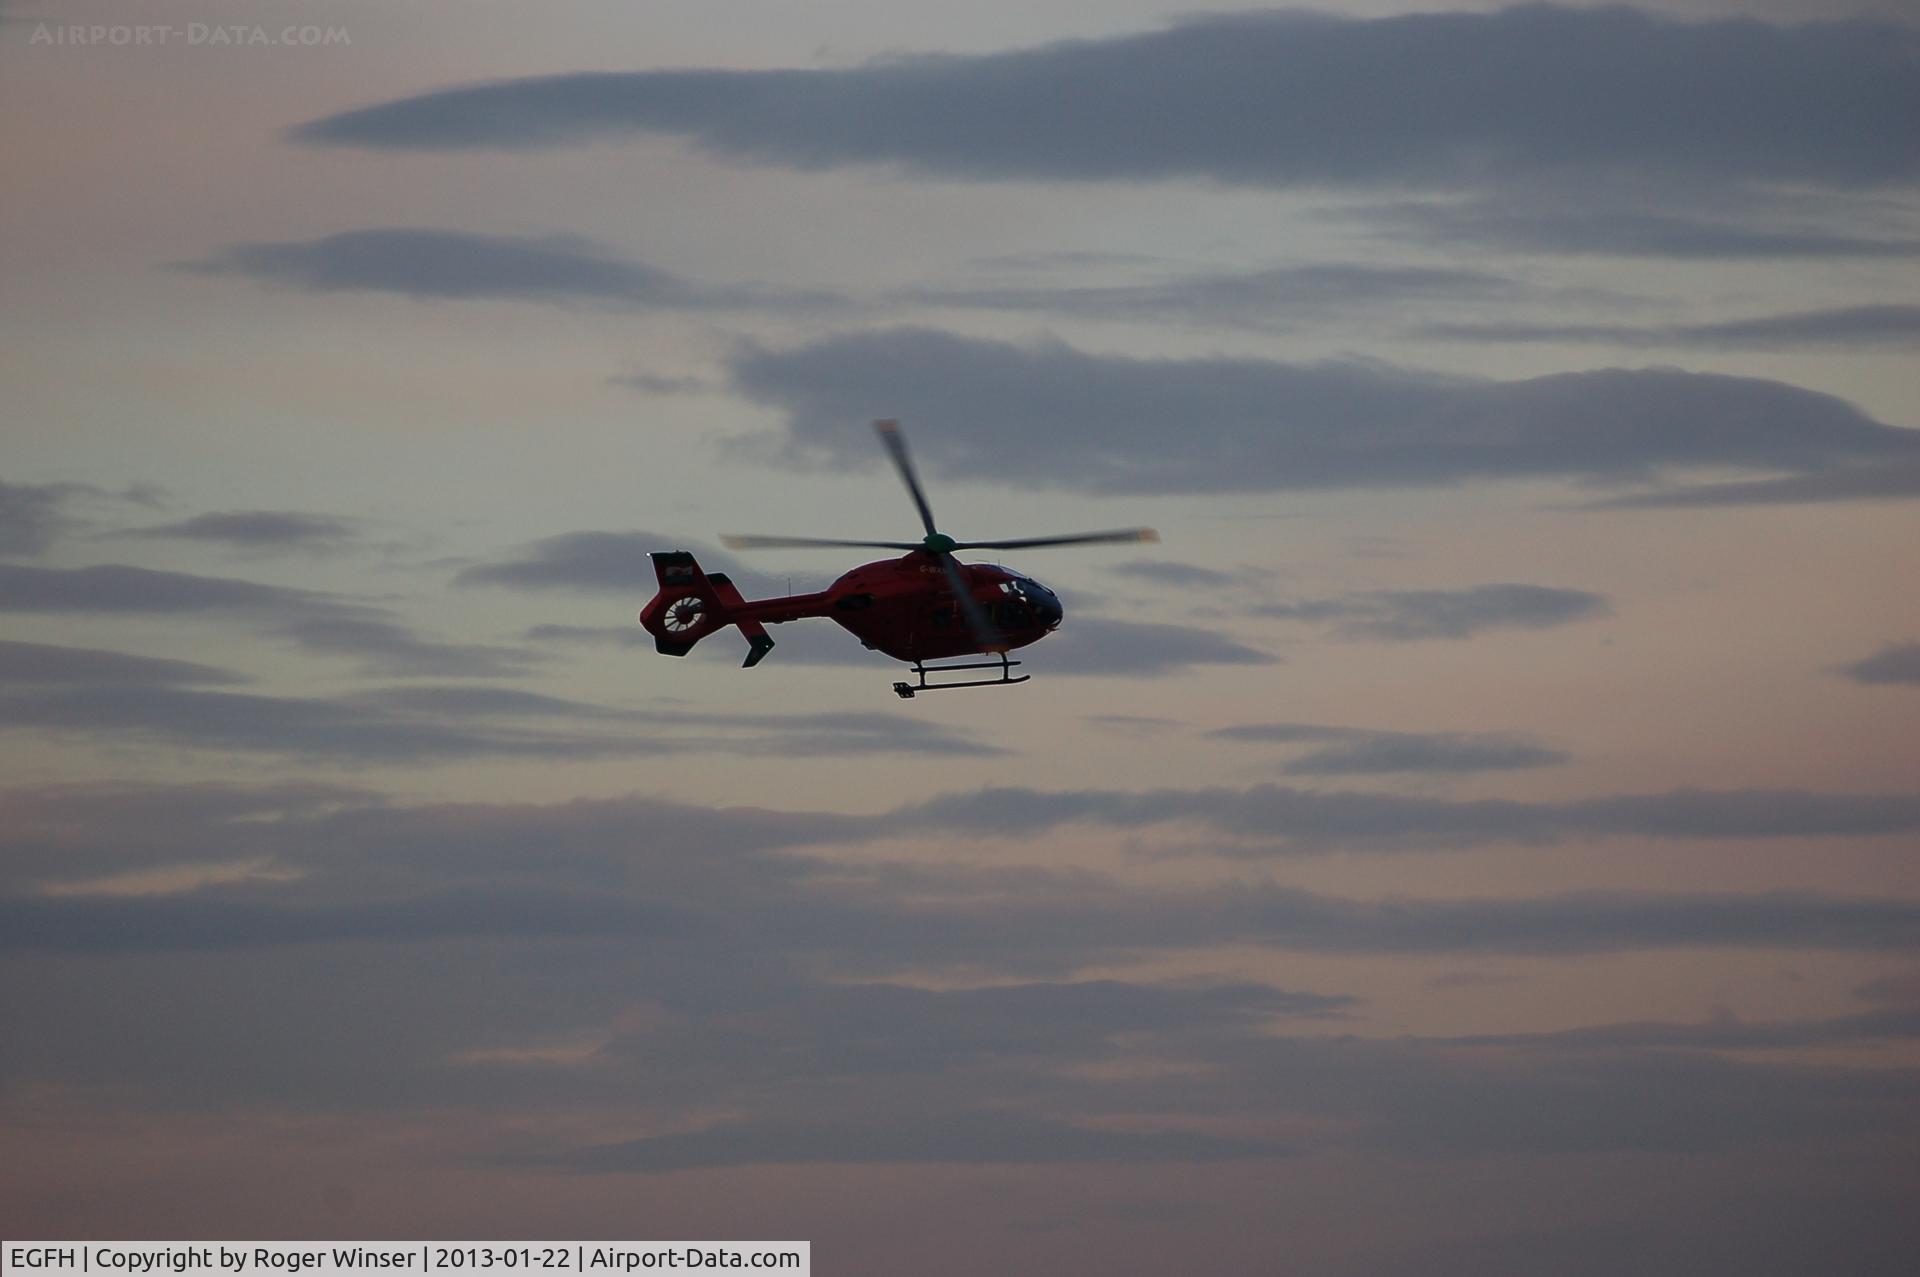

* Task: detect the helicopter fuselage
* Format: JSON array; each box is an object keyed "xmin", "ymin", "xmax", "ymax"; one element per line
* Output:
[
  {"xmin": 639, "ymin": 417, "xmax": 1148, "ymax": 688},
  {"xmin": 723, "ymin": 552, "xmax": 1064, "ymax": 663}
]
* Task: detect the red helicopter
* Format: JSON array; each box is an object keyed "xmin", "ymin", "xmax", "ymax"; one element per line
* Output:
[{"xmin": 639, "ymin": 419, "xmax": 1157, "ymax": 697}]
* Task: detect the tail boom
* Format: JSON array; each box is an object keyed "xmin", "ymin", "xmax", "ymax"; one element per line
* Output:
[{"xmin": 638, "ymin": 551, "xmax": 828, "ymax": 667}]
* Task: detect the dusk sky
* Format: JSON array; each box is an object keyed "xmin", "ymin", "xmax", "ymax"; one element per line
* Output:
[{"xmin": 3, "ymin": 1, "xmax": 1918, "ymax": 1271}]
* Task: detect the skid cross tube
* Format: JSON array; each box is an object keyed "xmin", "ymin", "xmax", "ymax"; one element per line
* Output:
[{"xmin": 892, "ymin": 653, "xmax": 1030, "ymax": 698}]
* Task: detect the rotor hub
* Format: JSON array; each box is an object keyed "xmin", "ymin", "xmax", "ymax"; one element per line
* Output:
[{"xmin": 921, "ymin": 532, "xmax": 957, "ymax": 554}]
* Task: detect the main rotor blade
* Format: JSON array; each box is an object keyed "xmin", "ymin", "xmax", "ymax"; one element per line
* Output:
[
  {"xmin": 953, "ymin": 528, "xmax": 1161, "ymax": 552},
  {"xmin": 874, "ymin": 418, "xmax": 941, "ymax": 539},
  {"xmin": 937, "ymin": 551, "xmax": 1005, "ymax": 654},
  {"xmin": 721, "ymin": 534, "xmax": 923, "ymax": 551}
]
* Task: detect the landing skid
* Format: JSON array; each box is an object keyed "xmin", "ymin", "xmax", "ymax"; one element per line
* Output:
[{"xmin": 893, "ymin": 653, "xmax": 1030, "ymax": 698}]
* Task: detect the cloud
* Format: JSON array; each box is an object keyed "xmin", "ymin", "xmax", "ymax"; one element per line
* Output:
[
  {"xmin": 1837, "ymin": 641, "xmax": 1920, "ymax": 686},
  {"xmin": 1107, "ymin": 559, "xmax": 1248, "ymax": 588},
  {"xmin": 0, "ymin": 887, "xmax": 688, "ymax": 953},
  {"xmin": 0, "ymin": 781, "xmax": 851, "ymax": 898},
  {"xmin": 540, "ymin": 977, "xmax": 1353, "ymax": 1149},
  {"xmin": 1854, "ymin": 971, "xmax": 1920, "ymax": 1005},
  {"xmin": 8, "ymin": 776, "xmax": 1917, "ymax": 1201},
  {"xmin": 0, "ymin": 639, "xmax": 245, "ymax": 688},
  {"xmin": 1426, "ymin": 969, "xmax": 1521, "ymax": 991},
  {"xmin": 293, "ymin": 8, "xmax": 1920, "ymax": 192},
  {"xmin": 455, "ymin": 531, "xmax": 759, "ymax": 593},
  {"xmin": 1362, "ymin": 1196, "xmax": 1919, "ymax": 1277},
  {"xmin": 1421, "ymin": 304, "xmax": 1920, "ymax": 350},
  {"xmin": 611, "ymin": 373, "xmax": 706, "ymax": 394},
  {"xmin": 551, "ymin": 1110, "xmax": 1286, "ymax": 1172},
  {"xmin": 10, "ymin": 876, "xmax": 1920, "ymax": 1188},
  {"xmin": 9, "ymin": 773, "xmax": 1920, "ymax": 1173},
  {"xmin": 501, "ymin": 1008, "xmax": 1920, "ymax": 1169},
  {"xmin": 268, "ymin": 614, "xmax": 534, "ymax": 678},
  {"xmin": 0, "ymin": 683, "xmax": 1000, "ymax": 765},
  {"xmin": 897, "ymin": 783, "xmax": 1920, "ymax": 852},
  {"xmin": 1590, "ymin": 460, "xmax": 1920, "ymax": 508},
  {"xmin": 968, "ymin": 249, "xmax": 1160, "ymax": 272},
  {"xmin": 727, "ymin": 328, "xmax": 1920, "ymax": 496},
  {"xmin": 1355, "ymin": 198, "xmax": 1920, "ymax": 259},
  {"xmin": 523, "ymin": 623, "xmax": 652, "ymax": 648},
  {"xmin": 1254, "ymin": 584, "xmax": 1609, "ymax": 641},
  {"xmin": 0, "ymin": 685, "xmax": 643, "ymax": 763},
  {"xmin": 185, "ymin": 228, "xmax": 698, "ymax": 306},
  {"xmin": 0, "ymin": 562, "xmax": 536, "ymax": 677},
  {"xmin": 1604, "ymin": 305, "xmax": 1920, "ymax": 349},
  {"xmin": 37, "ymin": 770, "xmax": 1909, "ymax": 895},
  {"xmin": 184, "ymin": 228, "xmax": 836, "ymax": 311},
  {"xmin": 1211, "ymin": 723, "xmax": 1570, "ymax": 775},
  {"xmin": 1026, "ymin": 617, "xmax": 1273, "ymax": 675},
  {"xmin": 124, "ymin": 510, "xmax": 360, "ymax": 550},
  {"xmin": 0, "ymin": 561, "xmax": 323, "ymax": 613},
  {"xmin": 1448, "ymin": 1005, "xmax": 1920, "ymax": 1052},
  {"xmin": 39, "ymin": 774, "xmax": 1906, "ymax": 890},
  {"xmin": 0, "ymin": 478, "xmax": 95, "ymax": 557},
  {"xmin": 8, "ymin": 764, "xmax": 1920, "ymax": 1182},
  {"xmin": 903, "ymin": 263, "xmax": 1537, "ymax": 333},
  {"xmin": 6, "ymin": 776, "xmax": 1920, "ymax": 1177},
  {"xmin": 27, "ymin": 866, "xmax": 1919, "ymax": 962},
  {"xmin": 14, "ymin": 780, "xmax": 1920, "ymax": 952},
  {"xmin": 1303, "ymin": 1038, "xmax": 1920, "ymax": 1160}
]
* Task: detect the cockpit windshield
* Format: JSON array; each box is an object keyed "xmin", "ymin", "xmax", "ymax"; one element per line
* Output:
[
  {"xmin": 1002, "ymin": 573, "xmax": 1051, "ymax": 598},
  {"xmin": 997, "ymin": 573, "xmax": 1062, "ymax": 629}
]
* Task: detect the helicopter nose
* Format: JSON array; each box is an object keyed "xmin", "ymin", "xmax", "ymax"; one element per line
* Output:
[{"xmin": 1034, "ymin": 590, "xmax": 1063, "ymax": 630}]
